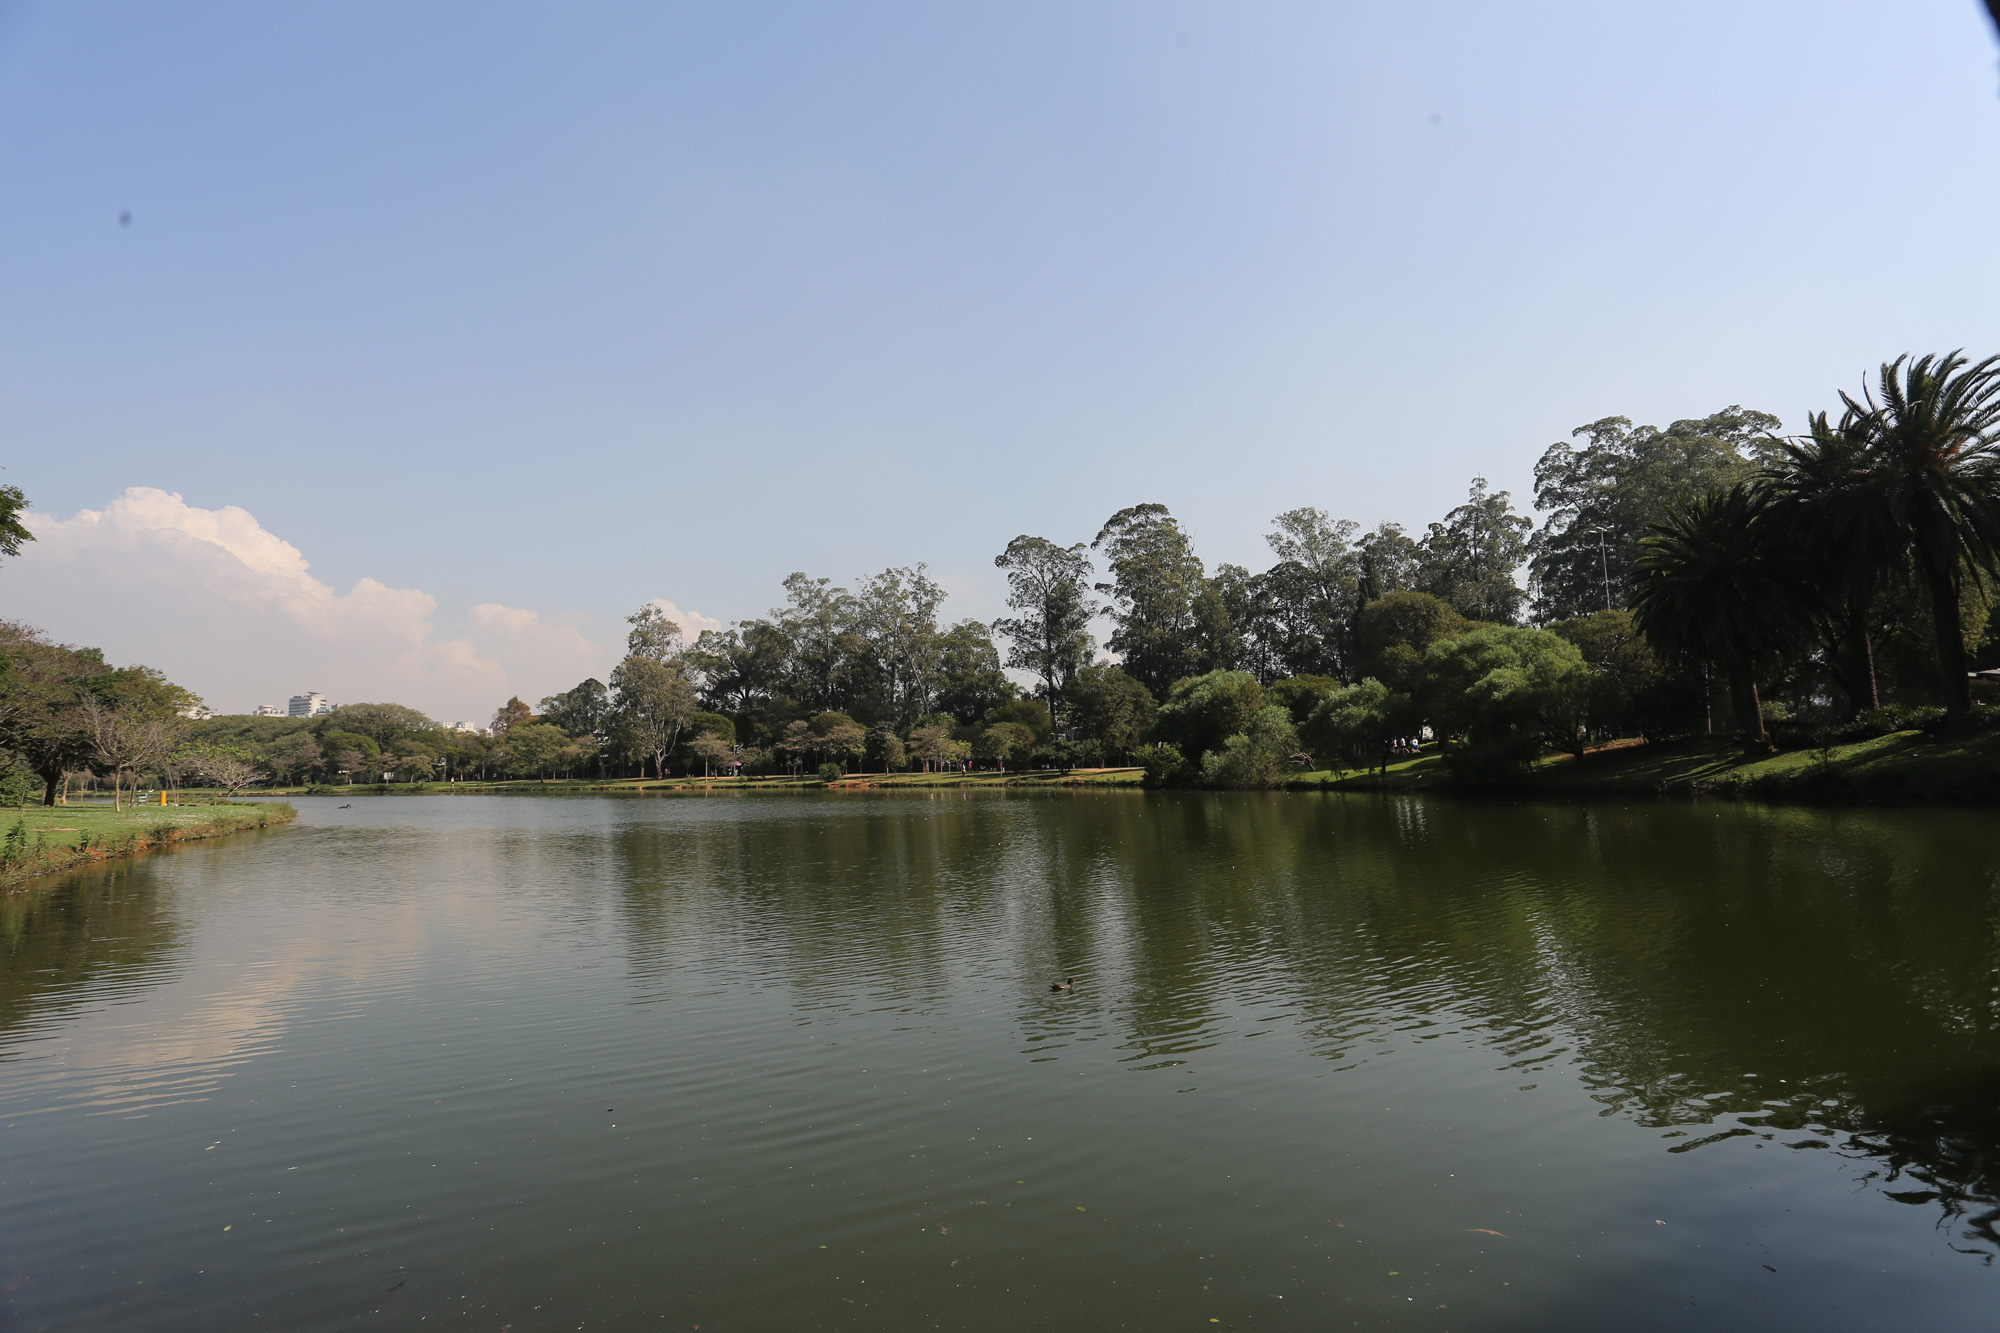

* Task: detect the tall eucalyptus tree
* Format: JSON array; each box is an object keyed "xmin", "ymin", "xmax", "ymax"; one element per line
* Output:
[
  {"xmin": 1356, "ymin": 522, "xmax": 1421, "ymax": 604},
  {"xmin": 773, "ymin": 573, "xmax": 856, "ymax": 712},
  {"xmin": 1261, "ymin": 507, "xmax": 1363, "ymax": 677},
  {"xmin": 993, "ymin": 535, "xmax": 1097, "ymax": 728},
  {"xmin": 1092, "ymin": 504, "xmax": 1209, "ymax": 697},
  {"xmin": 1529, "ymin": 409, "xmax": 1773, "ymax": 621},
  {"xmin": 853, "ymin": 564, "xmax": 946, "ymax": 726},
  {"xmin": 1418, "ymin": 478, "xmax": 1533, "ymax": 624}
]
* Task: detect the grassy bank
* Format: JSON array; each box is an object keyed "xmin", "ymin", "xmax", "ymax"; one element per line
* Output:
[
  {"xmin": 0, "ymin": 801, "xmax": 298, "ymax": 892},
  {"xmin": 1280, "ymin": 726, "xmax": 2000, "ymax": 801}
]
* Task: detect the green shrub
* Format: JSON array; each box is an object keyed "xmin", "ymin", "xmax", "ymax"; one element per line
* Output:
[
  {"xmin": 1199, "ymin": 707, "xmax": 1300, "ymax": 789},
  {"xmin": 0, "ymin": 765, "xmax": 34, "ymax": 808},
  {"xmin": 1769, "ymin": 703, "xmax": 1955, "ymax": 749},
  {"xmin": 1141, "ymin": 743, "xmax": 1187, "ymax": 787},
  {"xmin": 1149, "ymin": 672, "xmax": 1264, "ymax": 766},
  {"xmin": 1302, "ymin": 678, "xmax": 1415, "ymax": 774},
  {"xmin": 1, "ymin": 818, "xmax": 27, "ymax": 864},
  {"xmin": 817, "ymin": 762, "xmax": 845, "ymax": 784}
]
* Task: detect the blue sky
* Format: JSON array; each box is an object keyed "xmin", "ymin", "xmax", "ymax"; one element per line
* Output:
[{"xmin": 4, "ymin": 1, "xmax": 1999, "ymax": 717}]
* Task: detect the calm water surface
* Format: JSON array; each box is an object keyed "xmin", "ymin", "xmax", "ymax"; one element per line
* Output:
[{"xmin": 4, "ymin": 791, "xmax": 2000, "ymax": 1330}]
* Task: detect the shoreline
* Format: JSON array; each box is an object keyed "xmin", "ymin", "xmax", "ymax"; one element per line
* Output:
[
  {"xmin": 170, "ymin": 725, "xmax": 2000, "ymax": 807},
  {"xmin": 0, "ymin": 801, "xmax": 299, "ymax": 893},
  {"xmin": 238, "ymin": 768, "xmax": 1151, "ymax": 797}
]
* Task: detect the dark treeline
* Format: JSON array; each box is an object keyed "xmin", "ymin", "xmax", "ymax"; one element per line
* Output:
[{"xmin": 5, "ymin": 349, "xmax": 1997, "ymax": 795}]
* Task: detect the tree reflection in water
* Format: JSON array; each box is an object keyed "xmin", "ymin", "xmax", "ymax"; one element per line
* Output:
[
  {"xmin": 0, "ymin": 861, "xmax": 185, "ymax": 1055},
  {"xmin": 604, "ymin": 790, "xmax": 2000, "ymax": 1257}
]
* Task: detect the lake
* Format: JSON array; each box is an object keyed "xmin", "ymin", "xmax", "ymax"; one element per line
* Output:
[{"xmin": 3, "ymin": 790, "xmax": 1998, "ymax": 1330}]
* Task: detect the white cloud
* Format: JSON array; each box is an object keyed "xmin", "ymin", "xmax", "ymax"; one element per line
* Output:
[
  {"xmin": 642, "ymin": 598, "xmax": 724, "ymax": 642},
  {"xmin": 9, "ymin": 488, "xmax": 627, "ymax": 722}
]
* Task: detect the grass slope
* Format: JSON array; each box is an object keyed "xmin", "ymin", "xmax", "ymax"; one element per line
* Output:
[
  {"xmin": 1277, "ymin": 728, "xmax": 2000, "ymax": 800},
  {"xmin": 0, "ymin": 801, "xmax": 298, "ymax": 891},
  {"xmin": 1539, "ymin": 729, "xmax": 2000, "ymax": 800}
]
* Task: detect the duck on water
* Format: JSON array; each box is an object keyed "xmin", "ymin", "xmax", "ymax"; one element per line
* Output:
[{"xmin": 1049, "ymin": 978, "xmax": 1075, "ymax": 992}]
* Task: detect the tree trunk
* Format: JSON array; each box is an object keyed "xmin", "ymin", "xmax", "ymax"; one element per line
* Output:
[
  {"xmin": 1730, "ymin": 667, "xmax": 1771, "ymax": 752},
  {"xmin": 1844, "ymin": 595, "xmax": 1880, "ymax": 715},
  {"xmin": 1915, "ymin": 542, "xmax": 1973, "ymax": 718}
]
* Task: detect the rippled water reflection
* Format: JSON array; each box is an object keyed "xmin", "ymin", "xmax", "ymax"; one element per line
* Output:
[{"xmin": 3, "ymin": 791, "xmax": 1999, "ymax": 1330}]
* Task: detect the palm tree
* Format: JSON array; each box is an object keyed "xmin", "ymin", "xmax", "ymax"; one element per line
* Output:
[
  {"xmin": 1840, "ymin": 352, "xmax": 2000, "ymax": 721},
  {"xmin": 1631, "ymin": 484, "xmax": 1800, "ymax": 750},
  {"xmin": 1762, "ymin": 409, "xmax": 1899, "ymax": 714}
]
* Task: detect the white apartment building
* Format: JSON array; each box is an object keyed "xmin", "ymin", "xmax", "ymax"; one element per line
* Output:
[
  {"xmin": 254, "ymin": 704, "xmax": 285, "ymax": 717},
  {"xmin": 287, "ymin": 692, "xmax": 333, "ymax": 718}
]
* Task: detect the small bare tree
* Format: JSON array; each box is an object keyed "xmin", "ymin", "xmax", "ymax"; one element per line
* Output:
[
  {"xmin": 907, "ymin": 723, "xmax": 952, "ymax": 772},
  {"xmin": 775, "ymin": 720, "xmax": 815, "ymax": 775},
  {"xmin": 687, "ymin": 732, "xmax": 734, "ymax": 777},
  {"xmin": 78, "ymin": 698, "xmax": 188, "ymax": 809},
  {"xmin": 192, "ymin": 744, "xmax": 263, "ymax": 799}
]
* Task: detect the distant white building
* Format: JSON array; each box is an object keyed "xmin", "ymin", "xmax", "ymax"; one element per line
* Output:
[
  {"xmin": 447, "ymin": 721, "xmax": 479, "ymax": 734},
  {"xmin": 254, "ymin": 704, "xmax": 286, "ymax": 717},
  {"xmin": 288, "ymin": 692, "xmax": 333, "ymax": 718},
  {"xmin": 179, "ymin": 704, "xmax": 214, "ymax": 720}
]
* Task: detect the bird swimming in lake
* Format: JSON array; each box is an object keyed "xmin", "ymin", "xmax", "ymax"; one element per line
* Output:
[
  {"xmin": 337, "ymin": 804, "xmax": 350, "ymax": 809},
  {"xmin": 1049, "ymin": 978, "xmax": 1074, "ymax": 992}
]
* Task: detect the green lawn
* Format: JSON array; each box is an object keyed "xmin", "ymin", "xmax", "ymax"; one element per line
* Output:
[
  {"xmin": 1597, "ymin": 728, "xmax": 2000, "ymax": 799},
  {"xmin": 1283, "ymin": 751, "xmax": 1451, "ymax": 790},
  {"xmin": 0, "ymin": 801, "xmax": 296, "ymax": 889}
]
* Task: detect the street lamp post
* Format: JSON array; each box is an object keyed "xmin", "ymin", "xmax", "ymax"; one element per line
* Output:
[{"xmin": 1584, "ymin": 526, "xmax": 1614, "ymax": 612}]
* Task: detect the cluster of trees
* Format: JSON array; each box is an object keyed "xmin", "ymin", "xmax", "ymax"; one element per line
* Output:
[
  {"xmin": 1628, "ymin": 352, "xmax": 2000, "ymax": 748},
  {"xmin": 0, "ymin": 620, "xmax": 257, "ymax": 806},
  {"xmin": 967, "ymin": 350, "xmax": 2000, "ymax": 782},
  {"xmin": 498, "ymin": 596, "xmax": 1060, "ymax": 781},
  {"xmin": 477, "ymin": 485, "xmax": 1554, "ymax": 783},
  {"xmin": 6, "ymin": 349, "xmax": 1994, "ymax": 795}
]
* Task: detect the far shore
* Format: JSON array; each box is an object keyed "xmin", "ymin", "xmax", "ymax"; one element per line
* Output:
[{"xmin": 205, "ymin": 723, "xmax": 2000, "ymax": 804}]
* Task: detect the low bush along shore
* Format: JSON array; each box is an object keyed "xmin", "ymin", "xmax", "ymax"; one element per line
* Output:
[
  {"xmin": 171, "ymin": 725, "xmax": 2000, "ymax": 804},
  {"xmin": 0, "ymin": 801, "xmax": 298, "ymax": 891}
]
